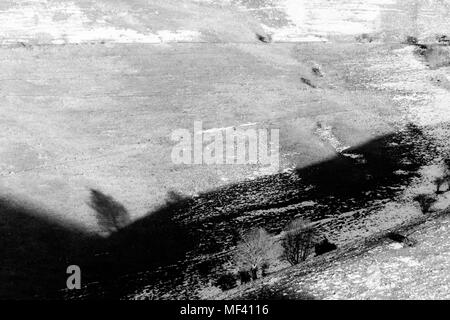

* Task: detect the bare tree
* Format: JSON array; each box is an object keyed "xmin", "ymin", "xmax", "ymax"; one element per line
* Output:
[
  {"xmin": 234, "ymin": 228, "xmax": 277, "ymax": 281},
  {"xmin": 281, "ymin": 218, "xmax": 315, "ymax": 266}
]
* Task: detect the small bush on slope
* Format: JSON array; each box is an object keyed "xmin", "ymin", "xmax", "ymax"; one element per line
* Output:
[{"xmin": 281, "ymin": 218, "xmax": 315, "ymax": 266}]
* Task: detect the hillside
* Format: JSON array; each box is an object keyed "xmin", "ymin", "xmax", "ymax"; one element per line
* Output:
[
  {"xmin": 0, "ymin": 0, "xmax": 449, "ymax": 299},
  {"xmin": 221, "ymin": 204, "xmax": 450, "ymax": 300}
]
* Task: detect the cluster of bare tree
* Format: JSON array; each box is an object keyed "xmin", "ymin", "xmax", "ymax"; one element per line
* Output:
[{"xmin": 232, "ymin": 218, "xmax": 336, "ymax": 286}]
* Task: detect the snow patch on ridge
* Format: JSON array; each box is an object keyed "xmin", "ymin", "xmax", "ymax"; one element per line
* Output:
[{"xmin": 0, "ymin": 2, "xmax": 201, "ymax": 45}]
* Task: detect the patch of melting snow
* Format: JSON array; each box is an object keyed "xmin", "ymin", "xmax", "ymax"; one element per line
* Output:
[
  {"xmin": 394, "ymin": 169, "xmax": 408, "ymax": 175},
  {"xmin": 366, "ymin": 46, "xmax": 450, "ymax": 127},
  {"xmin": 282, "ymin": 166, "xmax": 296, "ymax": 174},
  {"xmin": 251, "ymin": 0, "xmax": 399, "ymax": 41},
  {"xmin": 261, "ymin": 24, "xmax": 329, "ymax": 42},
  {"xmin": 388, "ymin": 242, "xmax": 404, "ymax": 250},
  {"xmin": 396, "ymin": 256, "xmax": 421, "ymax": 267},
  {"xmin": 264, "ymin": 277, "xmax": 280, "ymax": 285},
  {"xmin": 251, "ymin": 165, "xmax": 279, "ymax": 178},
  {"xmin": 0, "ymin": 2, "xmax": 201, "ymax": 44},
  {"xmin": 411, "ymin": 89, "xmax": 450, "ymax": 127},
  {"xmin": 365, "ymin": 264, "xmax": 397, "ymax": 291},
  {"xmin": 283, "ymin": 0, "xmax": 396, "ymax": 35},
  {"xmin": 315, "ymin": 124, "xmax": 350, "ymax": 153},
  {"xmin": 365, "ymin": 269, "xmax": 382, "ymax": 289},
  {"xmin": 201, "ymin": 122, "xmax": 257, "ymax": 134},
  {"xmin": 392, "ymin": 94, "xmax": 427, "ymax": 102},
  {"xmin": 299, "ymin": 200, "xmax": 316, "ymax": 207},
  {"xmin": 240, "ymin": 200, "xmax": 317, "ymax": 219},
  {"xmin": 342, "ymin": 152, "xmax": 367, "ymax": 164}
]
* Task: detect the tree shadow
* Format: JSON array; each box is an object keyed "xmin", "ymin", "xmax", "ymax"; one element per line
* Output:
[{"xmin": 88, "ymin": 189, "xmax": 131, "ymax": 234}]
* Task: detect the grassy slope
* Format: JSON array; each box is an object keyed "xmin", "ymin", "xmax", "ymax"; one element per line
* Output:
[
  {"xmin": 0, "ymin": 0, "xmax": 449, "ymax": 299},
  {"xmin": 0, "ymin": 40, "xmax": 402, "ymax": 233}
]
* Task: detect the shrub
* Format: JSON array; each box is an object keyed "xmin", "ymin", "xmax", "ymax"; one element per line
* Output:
[
  {"xmin": 234, "ymin": 228, "xmax": 277, "ymax": 281},
  {"xmin": 312, "ymin": 66, "xmax": 323, "ymax": 77},
  {"xmin": 300, "ymin": 77, "xmax": 316, "ymax": 88},
  {"xmin": 413, "ymin": 194, "xmax": 437, "ymax": 213},
  {"xmin": 281, "ymin": 218, "xmax": 315, "ymax": 266},
  {"xmin": 356, "ymin": 33, "xmax": 374, "ymax": 43},
  {"xmin": 256, "ymin": 33, "xmax": 272, "ymax": 43},
  {"xmin": 386, "ymin": 232, "xmax": 417, "ymax": 247},
  {"xmin": 215, "ymin": 273, "xmax": 237, "ymax": 291},
  {"xmin": 261, "ymin": 262, "xmax": 270, "ymax": 277},
  {"xmin": 436, "ymin": 34, "xmax": 450, "ymax": 45},
  {"xmin": 405, "ymin": 36, "xmax": 418, "ymax": 45},
  {"xmin": 434, "ymin": 174, "xmax": 450, "ymax": 194},
  {"xmin": 238, "ymin": 270, "xmax": 251, "ymax": 284},
  {"xmin": 422, "ymin": 45, "xmax": 450, "ymax": 69},
  {"xmin": 197, "ymin": 260, "xmax": 214, "ymax": 279},
  {"xmin": 314, "ymin": 237, "xmax": 337, "ymax": 256}
]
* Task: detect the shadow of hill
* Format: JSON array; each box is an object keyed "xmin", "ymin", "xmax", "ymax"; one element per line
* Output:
[
  {"xmin": 108, "ymin": 194, "xmax": 193, "ymax": 272},
  {"xmin": 80, "ymin": 192, "xmax": 197, "ymax": 299},
  {"xmin": 298, "ymin": 124, "xmax": 429, "ymax": 195},
  {"xmin": 0, "ymin": 191, "xmax": 196, "ymax": 300},
  {"xmin": 0, "ymin": 123, "xmax": 438, "ymax": 299},
  {"xmin": 0, "ymin": 197, "xmax": 100, "ymax": 299}
]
